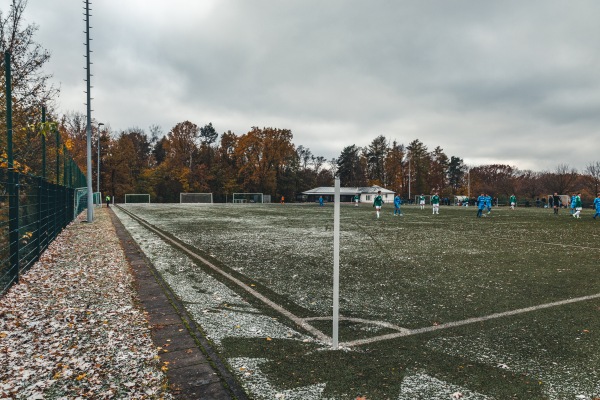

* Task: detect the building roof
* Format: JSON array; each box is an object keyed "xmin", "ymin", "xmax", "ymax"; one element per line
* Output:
[{"xmin": 302, "ymin": 185, "xmax": 395, "ymax": 196}]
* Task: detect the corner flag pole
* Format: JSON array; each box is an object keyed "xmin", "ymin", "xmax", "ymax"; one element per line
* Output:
[{"xmin": 332, "ymin": 177, "xmax": 340, "ymax": 349}]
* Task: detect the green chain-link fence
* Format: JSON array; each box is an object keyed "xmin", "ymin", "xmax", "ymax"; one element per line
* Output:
[{"xmin": 1, "ymin": 51, "xmax": 88, "ymax": 295}]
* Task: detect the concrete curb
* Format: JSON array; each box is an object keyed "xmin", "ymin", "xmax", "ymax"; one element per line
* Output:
[{"xmin": 108, "ymin": 207, "xmax": 248, "ymax": 400}]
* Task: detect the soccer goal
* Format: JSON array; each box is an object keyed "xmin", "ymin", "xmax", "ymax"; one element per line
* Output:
[
  {"xmin": 180, "ymin": 193, "xmax": 213, "ymax": 204},
  {"xmin": 124, "ymin": 194, "xmax": 151, "ymax": 204},
  {"xmin": 414, "ymin": 195, "xmax": 432, "ymax": 205},
  {"xmin": 73, "ymin": 187, "xmax": 88, "ymax": 218},
  {"xmin": 546, "ymin": 194, "xmax": 570, "ymax": 208},
  {"xmin": 232, "ymin": 193, "xmax": 263, "ymax": 204},
  {"xmin": 93, "ymin": 192, "xmax": 102, "ymax": 207}
]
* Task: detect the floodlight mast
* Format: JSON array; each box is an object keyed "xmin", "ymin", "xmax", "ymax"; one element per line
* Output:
[{"xmin": 84, "ymin": 0, "xmax": 94, "ymax": 222}]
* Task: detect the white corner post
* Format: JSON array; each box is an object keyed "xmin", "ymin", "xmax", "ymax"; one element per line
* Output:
[{"xmin": 332, "ymin": 177, "xmax": 340, "ymax": 349}]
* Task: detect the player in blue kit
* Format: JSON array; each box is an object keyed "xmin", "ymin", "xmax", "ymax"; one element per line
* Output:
[
  {"xmin": 594, "ymin": 193, "xmax": 600, "ymax": 219},
  {"xmin": 393, "ymin": 194, "xmax": 403, "ymax": 216},
  {"xmin": 485, "ymin": 193, "xmax": 492, "ymax": 214},
  {"xmin": 477, "ymin": 193, "xmax": 486, "ymax": 218}
]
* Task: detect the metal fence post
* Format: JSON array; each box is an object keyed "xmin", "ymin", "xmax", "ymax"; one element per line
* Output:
[
  {"xmin": 6, "ymin": 50, "xmax": 19, "ymax": 285},
  {"xmin": 42, "ymin": 106, "xmax": 46, "ymax": 179}
]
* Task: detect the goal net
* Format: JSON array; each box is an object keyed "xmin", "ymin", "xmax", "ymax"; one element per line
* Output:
[
  {"xmin": 232, "ymin": 193, "xmax": 263, "ymax": 204},
  {"xmin": 125, "ymin": 194, "xmax": 151, "ymax": 204},
  {"xmin": 180, "ymin": 193, "xmax": 213, "ymax": 204},
  {"xmin": 414, "ymin": 195, "xmax": 432, "ymax": 205},
  {"xmin": 93, "ymin": 192, "xmax": 102, "ymax": 207},
  {"xmin": 546, "ymin": 194, "xmax": 570, "ymax": 208},
  {"xmin": 73, "ymin": 187, "xmax": 88, "ymax": 218}
]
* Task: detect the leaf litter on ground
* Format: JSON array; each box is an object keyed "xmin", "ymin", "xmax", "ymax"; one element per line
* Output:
[{"xmin": 0, "ymin": 208, "xmax": 171, "ymax": 399}]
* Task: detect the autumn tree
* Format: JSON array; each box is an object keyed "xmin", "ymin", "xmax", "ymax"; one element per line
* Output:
[
  {"xmin": 583, "ymin": 161, "xmax": 600, "ymax": 197},
  {"xmin": 384, "ymin": 140, "xmax": 405, "ymax": 194},
  {"xmin": 406, "ymin": 139, "xmax": 430, "ymax": 196},
  {"xmin": 166, "ymin": 121, "xmax": 200, "ymax": 169},
  {"xmin": 447, "ymin": 156, "xmax": 466, "ymax": 194},
  {"xmin": 235, "ymin": 127, "xmax": 296, "ymax": 197},
  {"xmin": 515, "ymin": 170, "xmax": 543, "ymax": 202},
  {"xmin": 148, "ymin": 124, "xmax": 164, "ymax": 167},
  {"xmin": 365, "ymin": 135, "xmax": 388, "ymax": 186},
  {"xmin": 212, "ymin": 130, "xmax": 240, "ymax": 201},
  {"xmin": 540, "ymin": 164, "xmax": 579, "ymax": 195},
  {"xmin": 337, "ymin": 145, "xmax": 366, "ymax": 187},
  {"xmin": 103, "ymin": 133, "xmax": 137, "ymax": 199},
  {"xmin": 153, "ymin": 136, "xmax": 168, "ymax": 166},
  {"xmin": 469, "ymin": 164, "xmax": 516, "ymax": 200},
  {"xmin": 428, "ymin": 146, "xmax": 449, "ymax": 193},
  {"xmin": 0, "ymin": 0, "xmax": 58, "ymax": 173},
  {"xmin": 295, "ymin": 145, "xmax": 316, "ymax": 191}
]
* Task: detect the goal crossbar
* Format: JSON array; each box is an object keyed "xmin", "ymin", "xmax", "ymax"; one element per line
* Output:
[
  {"xmin": 232, "ymin": 193, "xmax": 264, "ymax": 204},
  {"xmin": 180, "ymin": 193, "xmax": 213, "ymax": 204},
  {"xmin": 124, "ymin": 194, "xmax": 151, "ymax": 204}
]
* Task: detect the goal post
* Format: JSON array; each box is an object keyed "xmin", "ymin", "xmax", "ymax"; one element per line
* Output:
[
  {"xmin": 180, "ymin": 193, "xmax": 213, "ymax": 204},
  {"xmin": 124, "ymin": 194, "xmax": 151, "ymax": 204},
  {"xmin": 414, "ymin": 195, "xmax": 432, "ymax": 205},
  {"xmin": 93, "ymin": 192, "xmax": 102, "ymax": 207},
  {"xmin": 73, "ymin": 187, "xmax": 88, "ymax": 218},
  {"xmin": 546, "ymin": 194, "xmax": 570, "ymax": 208},
  {"xmin": 232, "ymin": 193, "xmax": 264, "ymax": 204}
]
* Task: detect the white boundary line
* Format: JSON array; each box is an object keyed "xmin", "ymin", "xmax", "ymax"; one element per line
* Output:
[
  {"xmin": 304, "ymin": 316, "xmax": 410, "ymax": 334},
  {"xmin": 342, "ymin": 292, "xmax": 600, "ymax": 347}
]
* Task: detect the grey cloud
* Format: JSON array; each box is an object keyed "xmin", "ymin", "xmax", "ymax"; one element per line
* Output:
[{"xmin": 21, "ymin": 0, "xmax": 600, "ymax": 170}]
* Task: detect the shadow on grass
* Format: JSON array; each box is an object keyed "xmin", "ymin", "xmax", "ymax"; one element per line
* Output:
[{"xmin": 222, "ymin": 335, "xmax": 547, "ymax": 399}]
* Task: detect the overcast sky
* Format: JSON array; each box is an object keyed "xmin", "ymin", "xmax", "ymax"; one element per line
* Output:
[{"xmin": 13, "ymin": 0, "xmax": 600, "ymax": 171}]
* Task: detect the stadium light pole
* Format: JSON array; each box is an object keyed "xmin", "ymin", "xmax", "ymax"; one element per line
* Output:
[
  {"xmin": 84, "ymin": 0, "xmax": 94, "ymax": 222},
  {"xmin": 97, "ymin": 123, "xmax": 103, "ymax": 194}
]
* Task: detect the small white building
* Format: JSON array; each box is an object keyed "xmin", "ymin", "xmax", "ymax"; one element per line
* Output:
[{"xmin": 302, "ymin": 185, "xmax": 396, "ymax": 203}]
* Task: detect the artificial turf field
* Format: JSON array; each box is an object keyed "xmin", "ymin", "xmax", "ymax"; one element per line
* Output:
[{"xmin": 117, "ymin": 203, "xmax": 600, "ymax": 399}]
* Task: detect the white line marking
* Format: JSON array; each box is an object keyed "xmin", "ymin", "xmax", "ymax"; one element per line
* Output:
[
  {"xmin": 342, "ymin": 292, "xmax": 600, "ymax": 347},
  {"xmin": 304, "ymin": 316, "xmax": 410, "ymax": 334}
]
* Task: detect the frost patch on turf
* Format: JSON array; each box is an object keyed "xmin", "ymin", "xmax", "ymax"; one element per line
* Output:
[
  {"xmin": 186, "ymin": 302, "xmax": 308, "ymax": 345},
  {"xmin": 228, "ymin": 358, "xmax": 330, "ymax": 400},
  {"xmin": 114, "ymin": 208, "xmax": 312, "ymax": 346},
  {"xmin": 397, "ymin": 371, "xmax": 489, "ymax": 399}
]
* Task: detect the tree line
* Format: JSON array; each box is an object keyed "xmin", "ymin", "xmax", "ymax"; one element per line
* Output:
[
  {"xmin": 2, "ymin": 0, "xmax": 600, "ymax": 204},
  {"xmin": 59, "ymin": 117, "xmax": 600, "ymax": 204}
]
